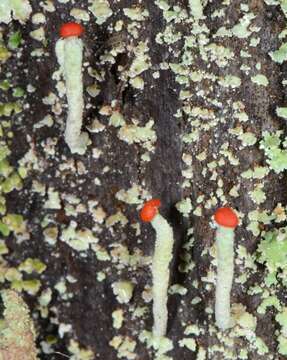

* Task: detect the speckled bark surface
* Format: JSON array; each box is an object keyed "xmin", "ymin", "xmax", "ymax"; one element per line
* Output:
[{"xmin": 1, "ymin": 0, "xmax": 287, "ymax": 359}]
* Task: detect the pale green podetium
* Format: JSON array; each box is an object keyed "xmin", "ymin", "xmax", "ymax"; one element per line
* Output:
[
  {"xmin": 56, "ymin": 34, "xmax": 89, "ymax": 155},
  {"xmin": 140, "ymin": 200, "xmax": 175, "ymax": 337},
  {"xmin": 214, "ymin": 207, "xmax": 239, "ymax": 330}
]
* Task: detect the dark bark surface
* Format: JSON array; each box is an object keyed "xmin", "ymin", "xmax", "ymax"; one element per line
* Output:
[{"xmin": 1, "ymin": 0, "xmax": 287, "ymax": 359}]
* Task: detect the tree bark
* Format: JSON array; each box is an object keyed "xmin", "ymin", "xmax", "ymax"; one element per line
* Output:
[{"xmin": 1, "ymin": 0, "xmax": 287, "ymax": 359}]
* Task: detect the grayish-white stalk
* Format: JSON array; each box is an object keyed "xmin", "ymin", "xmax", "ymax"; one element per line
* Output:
[
  {"xmin": 56, "ymin": 37, "xmax": 89, "ymax": 154},
  {"xmin": 151, "ymin": 213, "xmax": 174, "ymax": 337},
  {"xmin": 215, "ymin": 225, "xmax": 234, "ymax": 330}
]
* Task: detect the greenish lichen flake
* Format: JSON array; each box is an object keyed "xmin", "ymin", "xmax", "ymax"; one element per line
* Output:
[
  {"xmin": 175, "ymin": 198, "xmax": 193, "ymax": 217},
  {"xmin": 0, "ymin": 240, "xmax": 8, "ymax": 255},
  {"xmin": 18, "ymin": 258, "xmax": 46, "ymax": 274},
  {"xmin": 249, "ymin": 185, "xmax": 266, "ymax": 205},
  {"xmin": 241, "ymin": 166, "xmax": 269, "ymax": 179},
  {"xmin": 115, "ymin": 184, "xmax": 143, "ymax": 205},
  {"xmin": 231, "ymin": 13, "xmax": 256, "ymax": 39},
  {"xmin": 278, "ymin": 335, "xmax": 287, "ymax": 355},
  {"xmin": 219, "ymin": 75, "xmax": 241, "ymax": 88},
  {"xmin": 188, "ymin": 0, "xmax": 203, "ymax": 20},
  {"xmin": 178, "ymin": 338, "xmax": 196, "ymax": 351},
  {"xmin": 257, "ymin": 227, "xmax": 287, "ymax": 285},
  {"xmin": 11, "ymin": 279, "xmax": 41, "ymax": 295},
  {"xmin": 139, "ymin": 330, "xmax": 173, "ymax": 356},
  {"xmin": 276, "ymin": 106, "xmax": 287, "ymax": 119},
  {"xmin": 118, "ymin": 120, "xmax": 156, "ymax": 147},
  {"xmin": 129, "ymin": 76, "xmax": 144, "ymax": 90},
  {"xmin": 0, "ymin": 222, "xmax": 9, "ymax": 236},
  {"xmin": 270, "ymin": 43, "xmax": 287, "ymax": 64},
  {"xmin": 276, "ymin": 307, "xmax": 287, "ymax": 333},
  {"xmin": 112, "ymin": 281, "xmax": 134, "ymax": 304},
  {"xmin": 123, "ymin": 7, "xmax": 149, "ymax": 21},
  {"xmin": 253, "ymin": 337, "xmax": 269, "ymax": 355},
  {"xmin": 88, "ymin": 0, "xmax": 112, "ymax": 25},
  {"xmin": 260, "ymin": 131, "xmax": 287, "ymax": 173},
  {"xmin": 109, "ymin": 111, "xmax": 125, "ymax": 128},
  {"xmin": 251, "ymin": 74, "xmax": 269, "ymax": 86},
  {"xmin": 3, "ymin": 214, "xmax": 25, "ymax": 234},
  {"xmin": 129, "ymin": 41, "xmax": 151, "ymax": 78},
  {"xmin": 68, "ymin": 339, "xmax": 94, "ymax": 360},
  {"xmin": 61, "ymin": 223, "xmax": 99, "ymax": 252},
  {"xmin": 0, "ymin": 0, "xmax": 32, "ymax": 24},
  {"xmin": 0, "ymin": 45, "xmax": 11, "ymax": 62},
  {"xmin": 0, "ymin": 80, "xmax": 10, "ymax": 91},
  {"xmin": 238, "ymin": 132, "xmax": 257, "ymax": 146},
  {"xmin": 112, "ymin": 309, "xmax": 124, "ymax": 329},
  {"xmin": 8, "ymin": 31, "xmax": 22, "ymax": 49},
  {"xmin": 0, "ymin": 102, "xmax": 22, "ymax": 116}
]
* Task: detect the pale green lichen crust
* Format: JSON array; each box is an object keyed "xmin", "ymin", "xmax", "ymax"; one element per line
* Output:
[{"xmin": 0, "ymin": 290, "xmax": 38, "ymax": 359}]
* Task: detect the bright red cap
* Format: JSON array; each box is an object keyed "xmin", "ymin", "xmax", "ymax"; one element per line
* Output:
[
  {"xmin": 140, "ymin": 199, "xmax": 161, "ymax": 222},
  {"xmin": 214, "ymin": 207, "xmax": 239, "ymax": 228},
  {"xmin": 60, "ymin": 22, "xmax": 84, "ymax": 38}
]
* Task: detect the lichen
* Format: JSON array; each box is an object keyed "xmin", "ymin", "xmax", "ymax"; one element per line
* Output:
[
  {"xmin": 112, "ymin": 280, "xmax": 134, "ymax": 304},
  {"xmin": 115, "ymin": 184, "xmax": 143, "ymax": 204},
  {"xmin": 251, "ymin": 74, "xmax": 269, "ymax": 86},
  {"xmin": 0, "ymin": 290, "xmax": 38, "ymax": 359},
  {"xmin": 260, "ymin": 131, "xmax": 287, "ymax": 173},
  {"xmin": 0, "ymin": 0, "xmax": 32, "ymax": 24},
  {"xmin": 18, "ymin": 258, "xmax": 46, "ymax": 274},
  {"xmin": 219, "ymin": 75, "xmax": 241, "ymax": 88},
  {"xmin": 270, "ymin": 43, "xmax": 287, "ymax": 64},
  {"xmin": 88, "ymin": 0, "xmax": 112, "ymax": 25},
  {"xmin": 139, "ymin": 330, "xmax": 173, "ymax": 356},
  {"xmin": 276, "ymin": 106, "xmax": 287, "ymax": 119},
  {"xmin": 257, "ymin": 227, "xmax": 287, "ymax": 281},
  {"xmin": 68, "ymin": 339, "xmax": 94, "ymax": 360},
  {"xmin": 118, "ymin": 120, "xmax": 156, "ymax": 148}
]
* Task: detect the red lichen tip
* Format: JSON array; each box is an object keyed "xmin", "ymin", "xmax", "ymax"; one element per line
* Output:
[
  {"xmin": 140, "ymin": 199, "xmax": 161, "ymax": 222},
  {"xmin": 214, "ymin": 207, "xmax": 239, "ymax": 228},
  {"xmin": 60, "ymin": 22, "xmax": 84, "ymax": 38}
]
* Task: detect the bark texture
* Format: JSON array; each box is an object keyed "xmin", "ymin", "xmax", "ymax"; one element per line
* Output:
[{"xmin": 1, "ymin": 0, "xmax": 287, "ymax": 359}]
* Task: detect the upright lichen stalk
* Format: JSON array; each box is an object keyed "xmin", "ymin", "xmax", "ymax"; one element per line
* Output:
[
  {"xmin": 56, "ymin": 23, "xmax": 89, "ymax": 155},
  {"xmin": 214, "ymin": 207, "xmax": 239, "ymax": 330},
  {"xmin": 140, "ymin": 199, "xmax": 174, "ymax": 337}
]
